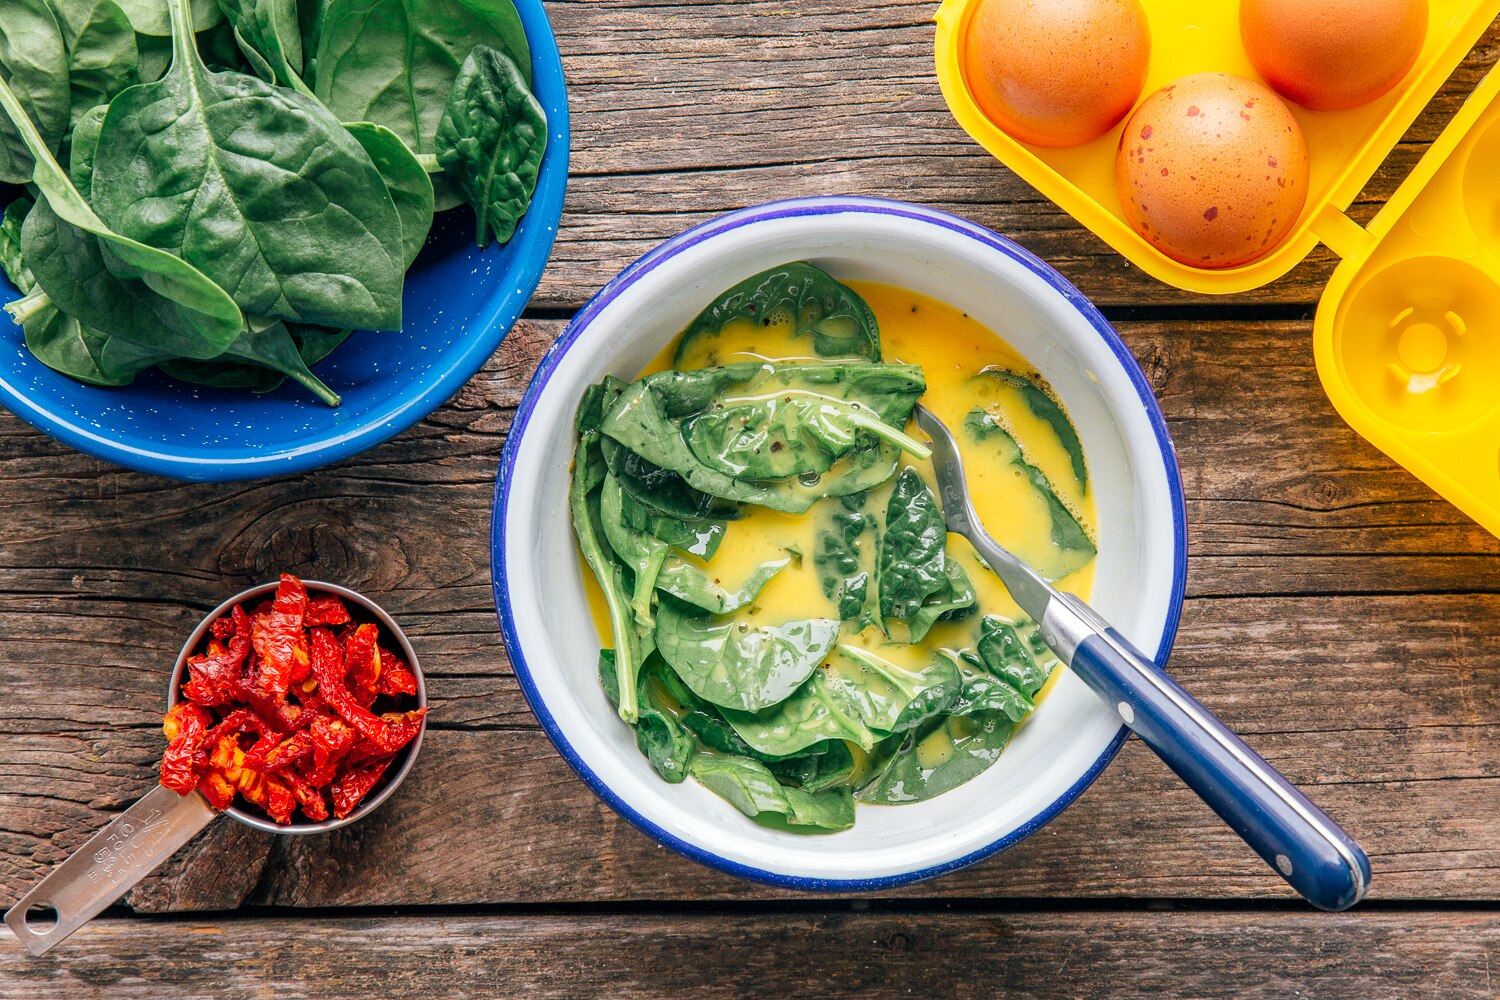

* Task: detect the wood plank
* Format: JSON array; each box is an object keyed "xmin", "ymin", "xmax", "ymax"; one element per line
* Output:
[
  {"xmin": 540, "ymin": 0, "xmax": 1500, "ymax": 308},
  {"xmin": 4, "ymin": 910, "xmax": 1500, "ymax": 998},
  {"xmin": 3, "ymin": 317, "xmax": 1500, "ymax": 908},
  {"xmin": 0, "ymin": 318, "xmax": 1494, "ymax": 606},
  {"xmin": 2, "ymin": 590, "xmax": 1497, "ymax": 909}
]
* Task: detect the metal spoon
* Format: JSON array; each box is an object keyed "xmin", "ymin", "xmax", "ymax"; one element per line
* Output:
[
  {"xmin": 914, "ymin": 405, "xmax": 1370, "ymax": 911},
  {"xmin": 3, "ymin": 581, "xmax": 426, "ymax": 956}
]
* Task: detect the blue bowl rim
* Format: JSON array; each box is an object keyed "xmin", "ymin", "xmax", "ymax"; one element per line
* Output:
[
  {"xmin": 0, "ymin": 0, "xmax": 570, "ymax": 482},
  {"xmin": 491, "ymin": 195, "xmax": 1189, "ymax": 892}
]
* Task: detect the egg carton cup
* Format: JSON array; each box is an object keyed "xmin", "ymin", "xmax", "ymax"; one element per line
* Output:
[
  {"xmin": 934, "ymin": 0, "xmax": 1500, "ymax": 294},
  {"xmin": 1314, "ymin": 64, "xmax": 1500, "ymax": 537}
]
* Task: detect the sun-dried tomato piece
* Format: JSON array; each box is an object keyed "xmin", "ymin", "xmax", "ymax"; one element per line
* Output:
[
  {"xmin": 160, "ymin": 703, "xmax": 213, "ymax": 794},
  {"xmin": 331, "ymin": 756, "xmax": 395, "ymax": 819},
  {"xmin": 245, "ymin": 731, "xmax": 315, "ymax": 773},
  {"xmin": 251, "ymin": 575, "xmax": 309, "ymax": 699},
  {"xmin": 203, "ymin": 707, "xmax": 271, "ymax": 744},
  {"xmin": 285, "ymin": 771, "xmax": 329, "ymax": 822},
  {"xmin": 344, "ymin": 624, "xmax": 382, "ymax": 707},
  {"xmin": 183, "ymin": 606, "xmax": 254, "ymax": 706},
  {"xmin": 197, "ymin": 771, "xmax": 235, "ymax": 810},
  {"xmin": 312, "ymin": 628, "xmax": 428, "ymax": 755},
  {"xmin": 301, "ymin": 713, "xmax": 359, "ymax": 785},
  {"xmin": 264, "ymin": 779, "xmax": 296, "ymax": 824},
  {"xmin": 376, "ymin": 647, "xmax": 418, "ymax": 697},
  {"xmin": 305, "ymin": 595, "xmax": 351, "ymax": 627},
  {"xmin": 233, "ymin": 768, "xmax": 297, "ymax": 825},
  {"xmin": 209, "ymin": 616, "xmax": 235, "ymax": 641},
  {"xmin": 375, "ymin": 709, "xmax": 426, "ymax": 755}
]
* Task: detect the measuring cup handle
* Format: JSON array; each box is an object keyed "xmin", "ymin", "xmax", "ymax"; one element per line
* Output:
[{"xmin": 4, "ymin": 784, "xmax": 217, "ymax": 956}]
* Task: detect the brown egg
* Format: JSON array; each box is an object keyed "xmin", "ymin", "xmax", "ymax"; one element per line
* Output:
[
  {"xmin": 1241, "ymin": 0, "xmax": 1427, "ymax": 111},
  {"xmin": 964, "ymin": 0, "xmax": 1151, "ymax": 148},
  {"xmin": 1114, "ymin": 73, "xmax": 1309, "ymax": 269}
]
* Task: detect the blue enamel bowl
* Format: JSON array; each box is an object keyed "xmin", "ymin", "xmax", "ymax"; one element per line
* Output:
[
  {"xmin": 0, "ymin": 1, "xmax": 569, "ymax": 481},
  {"xmin": 493, "ymin": 197, "xmax": 1187, "ymax": 890}
]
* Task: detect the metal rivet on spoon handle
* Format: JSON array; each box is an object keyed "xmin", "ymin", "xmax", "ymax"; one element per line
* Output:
[{"xmin": 913, "ymin": 405, "xmax": 1371, "ymax": 912}]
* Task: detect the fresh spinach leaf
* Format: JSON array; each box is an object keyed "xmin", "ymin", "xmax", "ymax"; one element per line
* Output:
[
  {"xmin": 654, "ymin": 552, "xmax": 788, "ymax": 616},
  {"xmin": 91, "ymin": 0, "xmax": 407, "ymax": 331},
  {"xmin": 313, "ymin": 0, "xmax": 530, "ymax": 154},
  {"xmin": 963, "ymin": 408, "xmax": 1096, "ymax": 580},
  {"xmin": 949, "ymin": 669, "xmax": 1034, "ymax": 722},
  {"xmin": 602, "ymin": 361, "xmax": 927, "ymax": 514},
  {"xmin": 18, "ymin": 195, "xmax": 240, "ymax": 360},
  {"xmin": 603, "ymin": 435, "xmax": 743, "ymax": 522},
  {"xmin": 290, "ymin": 323, "xmax": 349, "ymax": 365},
  {"xmin": 765, "ymin": 739, "xmax": 855, "ymax": 793},
  {"xmin": 214, "ymin": 0, "xmax": 310, "ymax": 94},
  {"xmin": 297, "ymin": 0, "xmax": 328, "ymax": 72},
  {"xmin": 193, "ymin": 16, "xmax": 255, "ymax": 72},
  {"xmin": 826, "ymin": 645, "xmax": 961, "ymax": 736},
  {"xmin": 0, "ymin": 91, "xmax": 244, "ymax": 359},
  {"xmin": 0, "ymin": 0, "xmax": 71, "ymax": 185},
  {"xmin": 114, "ymin": 0, "xmax": 223, "ymax": 36},
  {"xmin": 45, "ymin": 0, "xmax": 139, "ymax": 131},
  {"xmin": 654, "ymin": 598, "xmax": 838, "ymax": 713},
  {"xmin": 877, "ymin": 468, "xmax": 950, "ymax": 621},
  {"xmin": 135, "ymin": 31, "xmax": 171, "ymax": 80},
  {"xmin": 599, "ymin": 651, "xmax": 696, "ymax": 784},
  {"xmin": 683, "ymin": 385, "xmax": 929, "ymax": 481},
  {"xmin": 969, "ymin": 616, "xmax": 1055, "ymax": 699},
  {"xmin": 165, "ymin": 319, "xmax": 341, "ymax": 403},
  {"xmin": 346, "ymin": 121, "xmax": 435, "ymax": 268},
  {"xmin": 674, "ymin": 262, "xmax": 882, "ymax": 367},
  {"xmin": 723, "ymin": 668, "xmax": 879, "ymax": 757},
  {"xmin": 0, "ymin": 198, "xmax": 33, "ymax": 293},
  {"xmin": 689, "ymin": 752, "xmax": 855, "ymax": 832},
  {"xmin": 975, "ymin": 367, "xmax": 1088, "ymax": 492},
  {"xmin": 600, "ymin": 471, "xmax": 671, "ymax": 627},
  {"xmin": 856, "ymin": 711, "xmax": 1015, "ymax": 805},
  {"xmin": 66, "ymin": 102, "xmax": 107, "ymax": 192},
  {"xmin": 814, "ymin": 494, "xmax": 877, "ymax": 623},
  {"xmin": 159, "ymin": 355, "xmax": 282, "ymax": 392},
  {"xmin": 900, "ymin": 559, "xmax": 976, "ymax": 644},
  {"xmin": 573, "ymin": 387, "xmax": 646, "ymax": 724},
  {"xmin": 21, "ymin": 301, "xmax": 135, "ymax": 386},
  {"xmin": 617, "ymin": 489, "xmax": 726, "ymax": 560},
  {"xmin": 434, "ymin": 45, "xmax": 545, "ymax": 247}
]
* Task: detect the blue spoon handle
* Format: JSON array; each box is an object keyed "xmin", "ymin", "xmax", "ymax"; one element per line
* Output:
[{"xmin": 1055, "ymin": 605, "xmax": 1370, "ymax": 911}]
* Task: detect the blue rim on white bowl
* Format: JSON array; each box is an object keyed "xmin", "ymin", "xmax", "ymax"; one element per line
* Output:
[
  {"xmin": 0, "ymin": 0, "xmax": 569, "ymax": 482},
  {"xmin": 492, "ymin": 196, "xmax": 1188, "ymax": 891}
]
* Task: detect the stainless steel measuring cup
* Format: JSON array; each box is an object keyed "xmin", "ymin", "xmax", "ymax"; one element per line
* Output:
[{"xmin": 3, "ymin": 580, "xmax": 427, "ymax": 956}]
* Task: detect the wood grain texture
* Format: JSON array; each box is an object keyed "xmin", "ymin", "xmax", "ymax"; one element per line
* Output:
[
  {"xmin": 5, "ymin": 910, "xmax": 1500, "ymax": 999},
  {"xmin": 1, "ymin": 318, "xmax": 1498, "ymax": 911},
  {"xmin": 538, "ymin": 0, "xmax": 1500, "ymax": 308}
]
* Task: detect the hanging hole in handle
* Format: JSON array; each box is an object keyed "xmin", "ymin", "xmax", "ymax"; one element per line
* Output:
[{"xmin": 22, "ymin": 904, "xmax": 59, "ymax": 935}]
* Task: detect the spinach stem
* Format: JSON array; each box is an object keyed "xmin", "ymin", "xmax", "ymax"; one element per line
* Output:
[
  {"xmin": 288, "ymin": 370, "xmax": 342, "ymax": 407},
  {"xmin": 3, "ymin": 288, "xmax": 50, "ymax": 326},
  {"xmin": 846, "ymin": 411, "xmax": 932, "ymax": 461},
  {"xmin": 167, "ymin": 0, "xmax": 198, "ymax": 72}
]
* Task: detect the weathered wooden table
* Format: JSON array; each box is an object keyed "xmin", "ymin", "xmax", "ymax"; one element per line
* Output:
[{"xmin": 4, "ymin": 4, "xmax": 1499, "ymax": 996}]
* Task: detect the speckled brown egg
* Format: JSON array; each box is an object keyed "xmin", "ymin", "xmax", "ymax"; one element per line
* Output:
[
  {"xmin": 965, "ymin": 0, "xmax": 1151, "ymax": 149},
  {"xmin": 1114, "ymin": 73, "xmax": 1309, "ymax": 269}
]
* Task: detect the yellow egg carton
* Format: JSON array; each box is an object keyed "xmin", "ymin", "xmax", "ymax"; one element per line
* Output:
[
  {"xmin": 933, "ymin": 0, "xmax": 1500, "ymax": 295},
  {"xmin": 1313, "ymin": 62, "xmax": 1500, "ymax": 537}
]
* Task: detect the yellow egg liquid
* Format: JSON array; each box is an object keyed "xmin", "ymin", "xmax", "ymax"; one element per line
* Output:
[{"xmin": 582, "ymin": 282, "xmax": 1095, "ymax": 717}]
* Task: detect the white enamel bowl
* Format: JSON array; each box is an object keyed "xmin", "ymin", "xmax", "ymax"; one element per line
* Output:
[{"xmin": 492, "ymin": 196, "xmax": 1187, "ymax": 890}]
